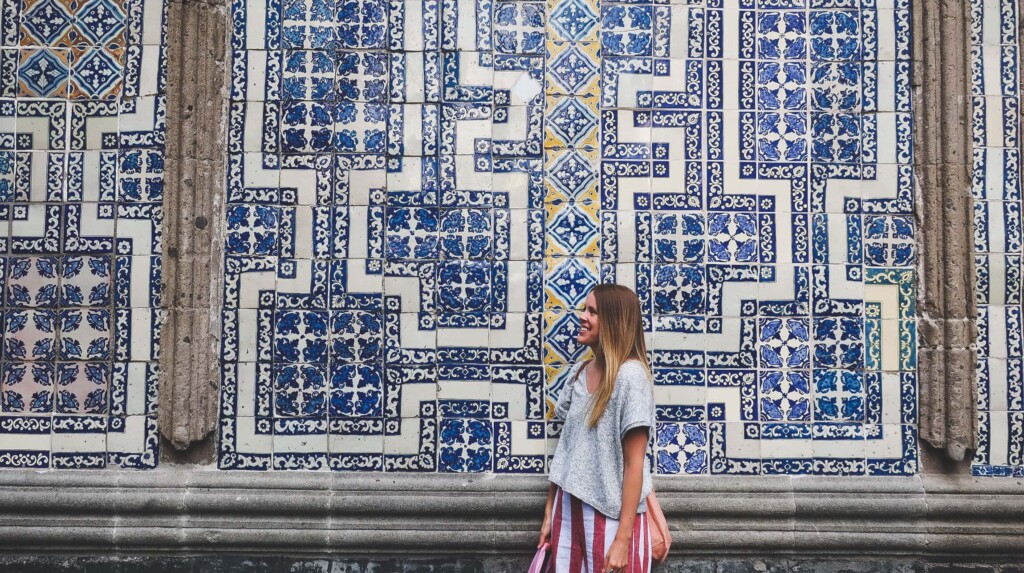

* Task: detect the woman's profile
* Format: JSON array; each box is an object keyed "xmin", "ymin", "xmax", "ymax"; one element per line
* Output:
[{"xmin": 538, "ymin": 284, "xmax": 667, "ymax": 573}]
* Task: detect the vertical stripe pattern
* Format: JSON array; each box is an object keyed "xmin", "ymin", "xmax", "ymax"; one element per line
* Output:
[{"xmin": 547, "ymin": 487, "xmax": 650, "ymax": 573}]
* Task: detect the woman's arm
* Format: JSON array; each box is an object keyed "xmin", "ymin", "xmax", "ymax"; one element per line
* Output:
[
  {"xmin": 538, "ymin": 482, "xmax": 557, "ymax": 547},
  {"xmin": 604, "ymin": 426, "xmax": 649, "ymax": 571}
]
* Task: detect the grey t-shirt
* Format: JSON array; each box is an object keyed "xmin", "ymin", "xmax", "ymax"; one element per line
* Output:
[{"xmin": 548, "ymin": 360, "xmax": 656, "ymax": 519}]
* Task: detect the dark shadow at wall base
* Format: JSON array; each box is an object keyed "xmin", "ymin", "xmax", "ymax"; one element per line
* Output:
[
  {"xmin": 159, "ymin": 435, "xmax": 216, "ymax": 466},
  {"xmin": 920, "ymin": 441, "xmax": 975, "ymax": 476},
  {"xmin": 2, "ymin": 556, "xmax": 1024, "ymax": 573}
]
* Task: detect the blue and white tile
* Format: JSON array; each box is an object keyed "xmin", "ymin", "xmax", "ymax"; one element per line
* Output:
[{"xmin": 216, "ymin": 0, "xmax": 923, "ymax": 475}]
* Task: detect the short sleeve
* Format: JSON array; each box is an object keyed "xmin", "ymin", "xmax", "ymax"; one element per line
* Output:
[
  {"xmin": 553, "ymin": 362, "xmax": 582, "ymax": 421},
  {"xmin": 617, "ymin": 365, "xmax": 654, "ymax": 439}
]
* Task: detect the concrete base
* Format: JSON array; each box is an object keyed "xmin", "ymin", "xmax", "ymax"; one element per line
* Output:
[{"xmin": 2, "ymin": 471, "xmax": 1024, "ymax": 559}]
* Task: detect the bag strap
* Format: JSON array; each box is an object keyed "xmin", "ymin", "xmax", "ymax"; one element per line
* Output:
[{"xmin": 573, "ymin": 359, "xmax": 593, "ymax": 383}]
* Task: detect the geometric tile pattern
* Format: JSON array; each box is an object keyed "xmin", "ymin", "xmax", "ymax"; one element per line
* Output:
[
  {"xmin": 18, "ymin": 0, "xmax": 128, "ymax": 99},
  {"xmin": 220, "ymin": 0, "xmax": 919, "ymax": 475},
  {"xmin": 971, "ymin": 0, "xmax": 1024, "ymax": 477},
  {"xmin": 0, "ymin": 0, "xmax": 164, "ymax": 468}
]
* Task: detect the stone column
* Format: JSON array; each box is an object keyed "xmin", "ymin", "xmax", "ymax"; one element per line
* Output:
[
  {"xmin": 914, "ymin": 0, "xmax": 978, "ymax": 461},
  {"xmin": 158, "ymin": 0, "xmax": 230, "ymax": 453}
]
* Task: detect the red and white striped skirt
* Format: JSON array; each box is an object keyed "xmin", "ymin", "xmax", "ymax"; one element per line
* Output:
[{"xmin": 546, "ymin": 486, "xmax": 651, "ymax": 573}]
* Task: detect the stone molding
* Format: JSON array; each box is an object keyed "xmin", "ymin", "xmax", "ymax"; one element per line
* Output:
[
  {"xmin": 913, "ymin": 0, "xmax": 979, "ymax": 461},
  {"xmin": 159, "ymin": 0, "xmax": 231, "ymax": 451},
  {"xmin": 2, "ymin": 471, "xmax": 1024, "ymax": 557}
]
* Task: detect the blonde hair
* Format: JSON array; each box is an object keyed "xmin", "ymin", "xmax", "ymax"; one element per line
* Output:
[{"xmin": 585, "ymin": 284, "xmax": 651, "ymax": 427}]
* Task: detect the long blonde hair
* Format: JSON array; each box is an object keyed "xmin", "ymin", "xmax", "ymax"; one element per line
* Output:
[{"xmin": 585, "ymin": 284, "xmax": 651, "ymax": 427}]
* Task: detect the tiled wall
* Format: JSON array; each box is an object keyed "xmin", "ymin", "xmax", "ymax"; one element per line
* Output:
[
  {"xmin": 0, "ymin": 0, "xmax": 165, "ymax": 467},
  {"xmin": 0, "ymin": 0, "xmax": 1017, "ymax": 478},
  {"xmin": 972, "ymin": 0, "xmax": 1024, "ymax": 477},
  {"xmin": 220, "ymin": 0, "xmax": 919, "ymax": 475}
]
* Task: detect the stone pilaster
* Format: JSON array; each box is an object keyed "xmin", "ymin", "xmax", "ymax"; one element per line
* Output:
[
  {"xmin": 159, "ymin": 0, "xmax": 230, "ymax": 453},
  {"xmin": 914, "ymin": 0, "xmax": 979, "ymax": 462}
]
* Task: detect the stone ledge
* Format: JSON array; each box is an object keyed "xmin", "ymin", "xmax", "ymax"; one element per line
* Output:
[{"xmin": 1, "ymin": 471, "xmax": 1023, "ymax": 557}]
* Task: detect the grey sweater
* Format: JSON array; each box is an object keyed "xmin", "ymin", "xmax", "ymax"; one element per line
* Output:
[{"xmin": 549, "ymin": 360, "xmax": 656, "ymax": 519}]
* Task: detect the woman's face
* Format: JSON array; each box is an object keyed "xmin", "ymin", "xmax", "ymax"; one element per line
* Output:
[{"xmin": 577, "ymin": 292, "xmax": 600, "ymax": 347}]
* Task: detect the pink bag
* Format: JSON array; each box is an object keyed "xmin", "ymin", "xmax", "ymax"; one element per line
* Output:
[{"xmin": 528, "ymin": 542, "xmax": 549, "ymax": 573}]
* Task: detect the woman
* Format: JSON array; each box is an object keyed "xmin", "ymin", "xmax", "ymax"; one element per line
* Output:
[{"xmin": 538, "ymin": 284, "xmax": 658, "ymax": 573}]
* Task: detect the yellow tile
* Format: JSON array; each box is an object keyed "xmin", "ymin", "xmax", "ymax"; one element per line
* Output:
[
  {"xmin": 543, "ymin": 362, "xmax": 589, "ymax": 419},
  {"xmin": 545, "ymin": 94, "xmax": 600, "ymax": 149},
  {"xmin": 545, "ymin": 201, "xmax": 600, "ymax": 257},
  {"xmin": 546, "ymin": 0, "xmax": 600, "ymax": 43},
  {"xmin": 543, "ymin": 147, "xmax": 600, "ymax": 204},
  {"xmin": 543, "ymin": 255, "xmax": 599, "ymax": 310},
  {"xmin": 18, "ymin": 48, "xmax": 70, "ymax": 98},
  {"xmin": 542, "ymin": 309, "xmax": 591, "ymax": 365},
  {"xmin": 545, "ymin": 41, "xmax": 601, "ymax": 97}
]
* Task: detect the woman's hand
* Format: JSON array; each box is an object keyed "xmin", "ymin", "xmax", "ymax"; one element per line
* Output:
[
  {"xmin": 603, "ymin": 537, "xmax": 630, "ymax": 572},
  {"xmin": 538, "ymin": 515, "xmax": 551, "ymax": 548},
  {"xmin": 540, "ymin": 483, "xmax": 557, "ymax": 548}
]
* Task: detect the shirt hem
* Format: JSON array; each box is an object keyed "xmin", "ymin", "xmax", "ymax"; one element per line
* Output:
[{"xmin": 548, "ymin": 477, "xmax": 648, "ymax": 520}]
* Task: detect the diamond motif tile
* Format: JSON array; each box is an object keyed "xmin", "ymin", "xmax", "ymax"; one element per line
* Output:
[
  {"xmin": 18, "ymin": 48, "xmax": 70, "ymax": 97},
  {"xmin": 75, "ymin": 0, "xmax": 126, "ymax": 45},
  {"xmin": 70, "ymin": 48, "xmax": 122, "ymax": 98},
  {"xmin": 545, "ymin": 149, "xmax": 597, "ymax": 201},
  {"xmin": 546, "ymin": 96, "xmax": 597, "ymax": 148},
  {"xmin": 543, "ymin": 310, "xmax": 586, "ymax": 364},
  {"xmin": 546, "ymin": 202, "xmax": 598, "ymax": 256},
  {"xmin": 549, "ymin": 259, "xmax": 597, "ymax": 311},
  {"xmin": 20, "ymin": 0, "xmax": 72, "ymax": 45},
  {"xmin": 547, "ymin": 43, "xmax": 598, "ymax": 95},
  {"xmin": 548, "ymin": 0, "xmax": 597, "ymax": 42}
]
